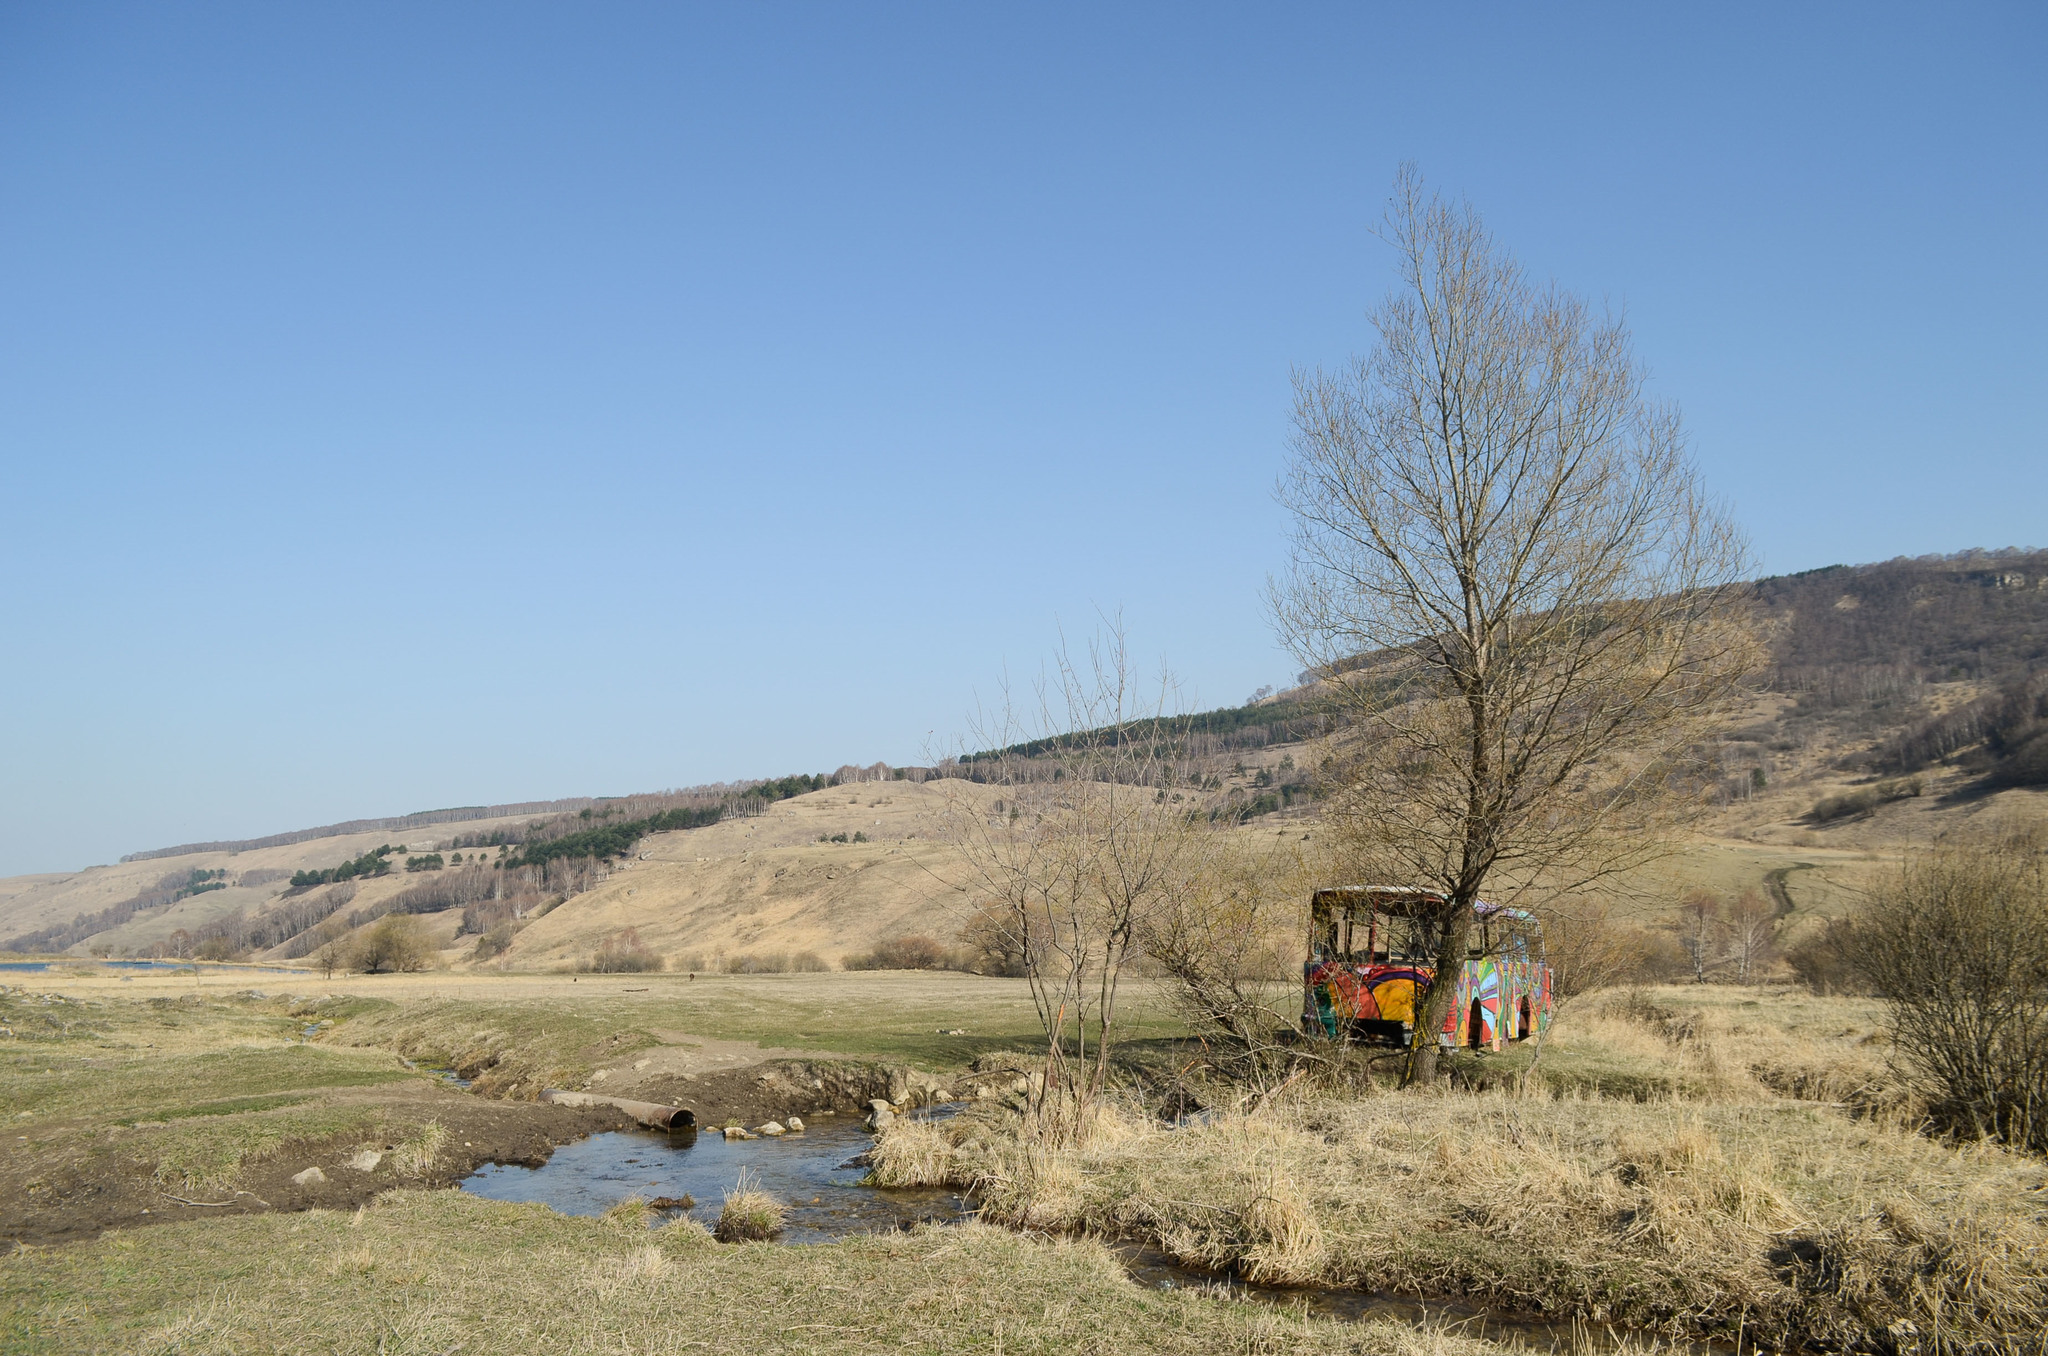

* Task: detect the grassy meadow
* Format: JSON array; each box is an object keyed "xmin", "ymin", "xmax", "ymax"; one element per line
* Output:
[{"xmin": 2, "ymin": 967, "xmax": 2045, "ymax": 1353}]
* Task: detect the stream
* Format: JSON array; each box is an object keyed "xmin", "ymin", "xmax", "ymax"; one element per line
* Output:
[
  {"xmin": 461, "ymin": 1109, "xmax": 1723, "ymax": 1353},
  {"xmin": 458, "ymin": 1112, "xmax": 967, "ymax": 1244}
]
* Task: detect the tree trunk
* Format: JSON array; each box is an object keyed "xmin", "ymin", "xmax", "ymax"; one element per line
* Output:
[{"xmin": 1402, "ymin": 903, "xmax": 1474, "ymax": 1086}]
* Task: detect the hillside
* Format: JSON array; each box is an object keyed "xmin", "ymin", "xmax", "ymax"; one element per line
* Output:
[{"xmin": 4, "ymin": 548, "xmax": 2045, "ymax": 972}]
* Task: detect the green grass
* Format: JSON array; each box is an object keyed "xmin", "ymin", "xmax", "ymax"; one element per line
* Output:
[
  {"xmin": 141, "ymin": 1103, "xmax": 385, "ymax": 1194},
  {"xmin": 323, "ymin": 974, "xmax": 1190, "ymax": 1093},
  {"xmin": 112, "ymin": 1093, "xmax": 313, "ymax": 1126},
  {"xmin": 0, "ymin": 988, "xmax": 436, "ymax": 1202},
  {"xmin": 0, "ymin": 1189, "xmax": 1530, "ymax": 1356}
]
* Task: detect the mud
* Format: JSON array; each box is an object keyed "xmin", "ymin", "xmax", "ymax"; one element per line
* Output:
[
  {"xmin": 619, "ymin": 1057, "xmax": 958, "ymax": 1130},
  {"xmin": 0, "ymin": 1082, "xmax": 631, "ymax": 1248},
  {"xmin": 1, "ymin": 1045, "xmax": 973, "ymax": 1249}
]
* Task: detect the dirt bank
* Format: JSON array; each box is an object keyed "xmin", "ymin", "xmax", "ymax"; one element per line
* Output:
[{"xmin": 1, "ymin": 1081, "xmax": 631, "ymax": 1248}]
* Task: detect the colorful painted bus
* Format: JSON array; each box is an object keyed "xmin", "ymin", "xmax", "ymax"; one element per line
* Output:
[{"xmin": 1302, "ymin": 886, "xmax": 1553, "ymax": 1051}]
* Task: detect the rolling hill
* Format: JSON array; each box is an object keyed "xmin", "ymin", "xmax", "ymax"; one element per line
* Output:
[{"xmin": 4, "ymin": 548, "xmax": 2044, "ymax": 972}]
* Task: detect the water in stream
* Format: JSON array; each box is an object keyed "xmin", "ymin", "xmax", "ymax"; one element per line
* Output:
[
  {"xmin": 462, "ymin": 1111, "xmax": 1722, "ymax": 1352},
  {"xmin": 459, "ymin": 1113, "xmax": 967, "ymax": 1244}
]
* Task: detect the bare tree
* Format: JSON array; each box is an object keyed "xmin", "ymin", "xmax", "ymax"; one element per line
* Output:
[
  {"xmin": 1721, "ymin": 888, "xmax": 1776, "ymax": 984},
  {"xmin": 1273, "ymin": 166, "xmax": 1761, "ymax": 1084},
  {"xmin": 936, "ymin": 624, "xmax": 1210, "ymax": 1139},
  {"xmin": 1678, "ymin": 888, "xmax": 1722, "ymax": 984}
]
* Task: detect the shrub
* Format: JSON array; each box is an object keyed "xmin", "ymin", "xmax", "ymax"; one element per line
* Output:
[
  {"xmin": 727, "ymin": 951, "xmax": 788, "ymax": 974},
  {"xmin": 351, "ymin": 914, "xmax": 433, "ymax": 974},
  {"xmin": 470, "ymin": 923, "xmax": 516, "ymax": 962},
  {"xmin": 1542, "ymin": 902, "xmax": 1687, "ymax": 999},
  {"xmin": 1784, "ymin": 916, "xmax": 1871, "ymax": 995},
  {"xmin": 194, "ymin": 935, "xmax": 244, "ymax": 962},
  {"xmin": 958, "ymin": 901, "xmax": 1030, "ymax": 977},
  {"xmin": 1859, "ymin": 827, "xmax": 2048, "ymax": 1153},
  {"xmin": 843, "ymin": 934, "xmax": 949, "ymax": 971},
  {"xmin": 788, "ymin": 950, "xmax": 831, "ymax": 973},
  {"xmin": 1810, "ymin": 776, "xmax": 1921, "ymax": 823},
  {"xmin": 588, "ymin": 928, "xmax": 663, "ymax": 974}
]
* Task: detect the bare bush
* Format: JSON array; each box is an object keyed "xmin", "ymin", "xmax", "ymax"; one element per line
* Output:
[
  {"xmin": 1860, "ymin": 827, "xmax": 2048, "ymax": 1154},
  {"xmin": 958, "ymin": 899, "xmax": 1031, "ymax": 976},
  {"xmin": 1785, "ymin": 915, "xmax": 1871, "ymax": 996},
  {"xmin": 1542, "ymin": 900, "xmax": 1686, "ymax": 1001},
  {"xmin": 937, "ymin": 622, "xmax": 1219, "ymax": 1136},
  {"xmin": 469, "ymin": 923, "xmax": 517, "ymax": 963},
  {"xmin": 1138, "ymin": 838, "xmax": 1308, "ymax": 1078},
  {"xmin": 588, "ymin": 928, "xmax": 663, "ymax": 974},
  {"xmin": 726, "ymin": 951, "xmax": 789, "ymax": 974},
  {"xmin": 843, "ymin": 935, "xmax": 950, "ymax": 972}
]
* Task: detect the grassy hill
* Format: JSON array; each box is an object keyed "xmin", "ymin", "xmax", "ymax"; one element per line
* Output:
[{"xmin": 5, "ymin": 548, "xmax": 2045, "ymax": 972}]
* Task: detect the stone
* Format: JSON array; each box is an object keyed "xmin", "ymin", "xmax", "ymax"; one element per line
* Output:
[
  {"xmin": 785, "ymin": 1116, "xmax": 805, "ymax": 1132},
  {"xmin": 757, "ymin": 1121, "xmax": 786, "ymax": 1136},
  {"xmin": 633, "ymin": 1059, "xmax": 651, "ymax": 1070},
  {"xmin": 291, "ymin": 1167, "xmax": 326, "ymax": 1186},
  {"xmin": 722, "ymin": 1126, "xmax": 756, "ymax": 1140},
  {"xmin": 347, "ymin": 1150, "xmax": 382, "ymax": 1172}
]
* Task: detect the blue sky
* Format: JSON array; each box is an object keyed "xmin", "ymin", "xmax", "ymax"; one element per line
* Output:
[{"xmin": 2, "ymin": 4, "xmax": 2042, "ymax": 875}]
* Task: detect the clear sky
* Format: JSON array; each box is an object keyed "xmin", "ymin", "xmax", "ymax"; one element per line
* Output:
[{"xmin": 2, "ymin": 4, "xmax": 2042, "ymax": 876}]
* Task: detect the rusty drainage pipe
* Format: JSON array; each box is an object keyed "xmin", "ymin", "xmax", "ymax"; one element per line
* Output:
[{"xmin": 541, "ymin": 1090, "xmax": 695, "ymax": 1130}]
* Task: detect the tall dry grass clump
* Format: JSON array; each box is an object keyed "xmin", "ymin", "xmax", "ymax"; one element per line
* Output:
[
  {"xmin": 712, "ymin": 1169, "xmax": 784, "ymax": 1243},
  {"xmin": 874, "ymin": 1076, "xmax": 2046, "ymax": 1350}
]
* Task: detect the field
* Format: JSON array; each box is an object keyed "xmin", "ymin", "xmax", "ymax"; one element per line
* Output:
[{"xmin": 3, "ymin": 963, "xmax": 2045, "ymax": 1353}]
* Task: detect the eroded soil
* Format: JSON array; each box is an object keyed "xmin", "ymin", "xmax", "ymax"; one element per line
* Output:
[{"xmin": 1, "ymin": 1082, "xmax": 632, "ymax": 1247}]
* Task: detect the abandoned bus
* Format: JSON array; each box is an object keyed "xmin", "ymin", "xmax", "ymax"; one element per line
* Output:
[{"xmin": 1302, "ymin": 886, "xmax": 1553, "ymax": 1051}]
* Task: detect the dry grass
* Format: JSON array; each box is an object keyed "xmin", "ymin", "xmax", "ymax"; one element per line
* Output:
[
  {"xmin": 388, "ymin": 1118, "xmax": 446, "ymax": 1177},
  {"xmin": 712, "ymin": 1168, "xmax": 785, "ymax": 1242},
  {"xmin": 0, "ymin": 1188, "xmax": 1568, "ymax": 1355},
  {"xmin": 1548, "ymin": 986, "xmax": 1898, "ymax": 1109},
  {"xmin": 875, "ymin": 987, "xmax": 2048, "ymax": 1352}
]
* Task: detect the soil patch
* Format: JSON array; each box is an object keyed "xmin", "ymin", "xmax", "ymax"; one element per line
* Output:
[{"xmin": 1, "ymin": 1082, "xmax": 629, "ymax": 1248}]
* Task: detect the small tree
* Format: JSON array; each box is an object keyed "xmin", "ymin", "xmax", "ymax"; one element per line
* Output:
[
  {"xmin": 1273, "ymin": 167, "xmax": 1761, "ymax": 1083},
  {"xmin": 1677, "ymin": 889, "xmax": 1720, "ymax": 983},
  {"xmin": 1860, "ymin": 827, "xmax": 2048, "ymax": 1154},
  {"xmin": 937, "ymin": 623, "xmax": 1214, "ymax": 1138},
  {"xmin": 1721, "ymin": 888, "xmax": 1776, "ymax": 984}
]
